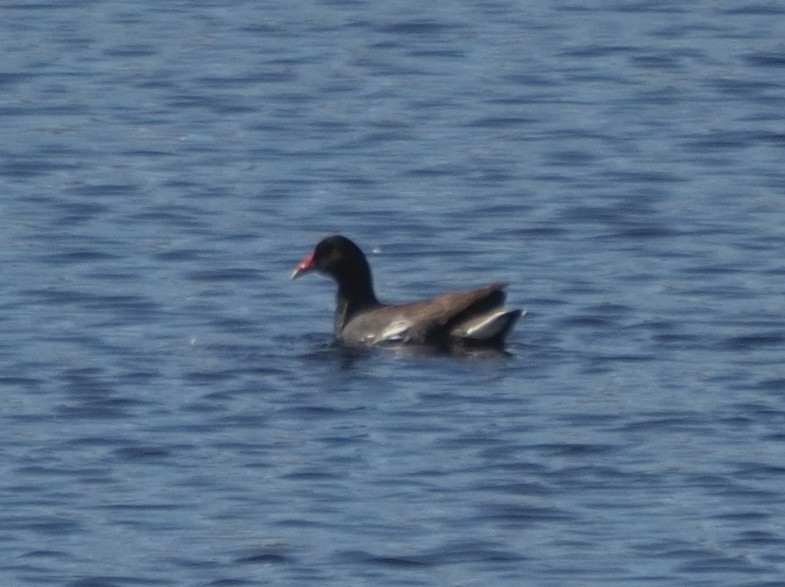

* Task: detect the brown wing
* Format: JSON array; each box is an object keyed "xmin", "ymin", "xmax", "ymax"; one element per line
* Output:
[
  {"xmin": 401, "ymin": 283, "xmax": 507, "ymax": 332},
  {"xmin": 339, "ymin": 283, "xmax": 507, "ymax": 345}
]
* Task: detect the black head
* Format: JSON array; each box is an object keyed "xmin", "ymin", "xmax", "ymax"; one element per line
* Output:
[
  {"xmin": 292, "ymin": 235, "xmax": 380, "ymax": 328},
  {"xmin": 291, "ymin": 235, "xmax": 371, "ymax": 283}
]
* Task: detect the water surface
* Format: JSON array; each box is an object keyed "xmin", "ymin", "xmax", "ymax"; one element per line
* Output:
[{"xmin": 2, "ymin": 1, "xmax": 785, "ymax": 585}]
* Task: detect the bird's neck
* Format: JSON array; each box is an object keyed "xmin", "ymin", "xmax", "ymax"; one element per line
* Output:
[{"xmin": 333, "ymin": 269, "xmax": 379, "ymax": 334}]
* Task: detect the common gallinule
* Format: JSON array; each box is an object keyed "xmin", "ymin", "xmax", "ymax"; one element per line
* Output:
[{"xmin": 292, "ymin": 235, "xmax": 524, "ymax": 348}]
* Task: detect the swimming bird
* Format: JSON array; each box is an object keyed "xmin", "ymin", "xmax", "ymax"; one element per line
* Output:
[{"xmin": 291, "ymin": 235, "xmax": 523, "ymax": 348}]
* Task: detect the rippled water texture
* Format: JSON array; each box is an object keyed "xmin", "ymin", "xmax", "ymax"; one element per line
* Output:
[{"xmin": 2, "ymin": 1, "xmax": 785, "ymax": 586}]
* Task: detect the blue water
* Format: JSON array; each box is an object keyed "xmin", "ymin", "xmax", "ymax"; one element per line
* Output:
[{"xmin": 2, "ymin": 1, "xmax": 785, "ymax": 585}]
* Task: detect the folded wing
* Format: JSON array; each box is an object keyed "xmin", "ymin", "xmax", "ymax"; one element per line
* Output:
[{"xmin": 341, "ymin": 283, "xmax": 523, "ymax": 347}]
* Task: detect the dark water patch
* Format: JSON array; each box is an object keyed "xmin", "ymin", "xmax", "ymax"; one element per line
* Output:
[
  {"xmin": 98, "ymin": 502, "xmax": 188, "ymax": 513},
  {"xmin": 558, "ymin": 314, "xmax": 618, "ymax": 329},
  {"xmin": 557, "ymin": 413, "xmax": 621, "ymax": 428},
  {"xmin": 0, "ymin": 514, "xmax": 83, "ymax": 536},
  {"xmin": 319, "ymin": 432, "xmax": 371, "ymax": 447},
  {"xmin": 681, "ymin": 130, "xmax": 770, "ymax": 151},
  {"xmin": 244, "ymin": 70, "xmax": 303, "ymax": 84},
  {"xmin": 723, "ymin": 4, "xmax": 785, "ymax": 14},
  {"xmin": 410, "ymin": 48, "xmax": 465, "ymax": 59},
  {"xmin": 641, "ymin": 322, "xmax": 692, "ymax": 347},
  {"xmin": 683, "ymin": 473, "xmax": 761, "ymax": 495},
  {"xmin": 21, "ymin": 549, "xmax": 69, "ymax": 559},
  {"xmin": 0, "ymin": 103, "xmax": 86, "ymax": 117},
  {"xmin": 728, "ymin": 401, "xmax": 785, "ymax": 425},
  {"xmin": 513, "ymin": 224, "xmax": 568, "ymax": 238},
  {"xmin": 123, "ymin": 148, "xmax": 178, "ymax": 159},
  {"xmin": 426, "ymin": 540, "xmax": 525, "ymax": 564},
  {"xmin": 405, "ymin": 163, "xmax": 464, "ymax": 177},
  {"xmin": 683, "ymin": 262, "xmax": 746, "ymax": 276},
  {"xmin": 112, "ymin": 445, "xmax": 174, "ymax": 462},
  {"xmin": 116, "ymin": 369, "xmax": 161, "ymax": 386},
  {"xmin": 65, "ymin": 576, "xmax": 169, "ymax": 587},
  {"xmin": 29, "ymin": 142, "xmax": 83, "ymax": 157},
  {"xmin": 695, "ymin": 470, "xmax": 781, "ymax": 500},
  {"xmin": 730, "ymin": 530, "xmax": 785, "ymax": 547},
  {"xmin": 731, "ymin": 462, "xmax": 785, "ymax": 480},
  {"xmin": 56, "ymin": 369, "xmax": 154, "ymax": 419},
  {"xmin": 281, "ymin": 468, "xmax": 343, "ymax": 481},
  {"xmin": 478, "ymin": 502, "xmax": 574, "ymax": 524},
  {"xmin": 711, "ymin": 76, "xmax": 782, "ymax": 98},
  {"xmin": 755, "ymin": 377, "xmax": 785, "ymax": 392},
  {"xmin": 680, "ymin": 284, "xmax": 757, "ymax": 302},
  {"xmin": 66, "ymin": 183, "xmax": 140, "ymax": 198},
  {"xmin": 529, "ymin": 442, "xmax": 618, "ymax": 457},
  {"xmin": 235, "ymin": 551, "xmax": 294, "ymax": 565},
  {"xmin": 1, "ymin": 158, "xmax": 81, "ymax": 178},
  {"xmin": 598, "ymin": 169, "xmax": 686, "ymax": 185},
  {"xmin": 363, "ymin": 128, "xmax": 415, "ymax": 143},
  {"xmin": 278, "ymin": 405, "xmax": 355, "ymax": 419},
  {"xmin": 273, "ymin": 518, "xmax": 321, "ymax": 528},
  {"xmin": 42, "ymin": 250, "xmax": 122, "ymax": 264},
  {"xmin": 238, "ymin": 22, "xmax": 287, "ymax": 34},
  {"xmin": 558, "ymin": 203, "xmax": 630, "ymax": 225},
  {"xmin": 545, "ymin": 148, "xmax": 599, "ymax": 167},
  {"xmin": 377, "ymin": 20, "xmax": 461, "ymax": 35},
  {"xmin": 56, "ymin": 399, "xmax": 136, "ymax": 420},
  {"xmin": 636, "ymin": 540, "xmax": 732, "ymax": 585},
  {"xmin": 103, "ymin": 44, "xmax": 157, "ymax": 58},
  {"xmin": 61, "ymin": 367, "xmax": 113, "ymax": 392},
  {"xmin": 464, "ymin": 116, "xmax": 536, "ymax": 128},
  {"xmin": 0, "ymin": 71, "xmax": 39, "ymax": 86},
  {"xmin": 335, "ymin": 549, "xmax": 432, "ymax": 568},
  {"xmin": 66, "ymin": 435, "xmax": 138, "ymax": 449},
  {"xmin": 295, "ymin": 344, "xmax": 377, "ymax": 368},
  {"xmin": 758, "ymin": 131, "xmax": 785, "ymax": 147},
  {"xmin": 475, "ymin": 480, "xmax": 551, "ymax": 497},
  {"xmin": 723, "ymin": 332, "xmax": 785, "ymax": 351},
  {"xmin": 52, "ymin": 201, "xmax": 111, "ymax": 223},
  {"xmin": 746, "ymin": 52, "xmax": 785, "ymax": 68},
  {"xmin": 0, "ymin": 375, "xmax": 45, "ymax": 387},
  {"xmin": 640, "ymin": 542, "xmax": 730, "ymax": 562}
]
